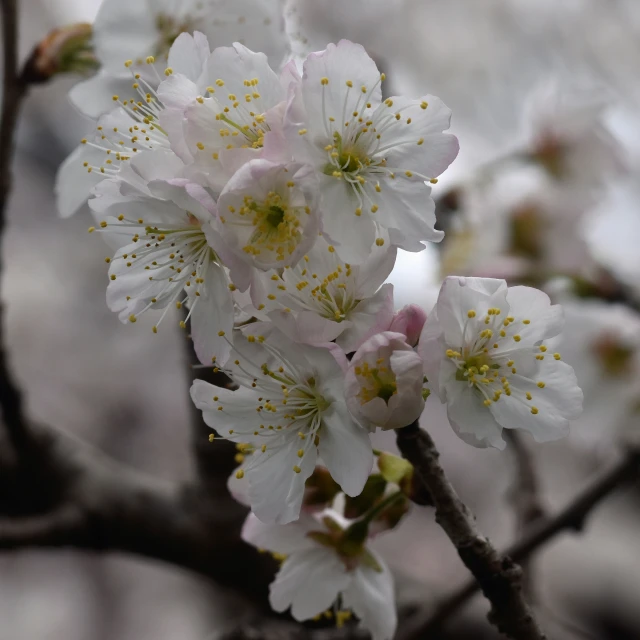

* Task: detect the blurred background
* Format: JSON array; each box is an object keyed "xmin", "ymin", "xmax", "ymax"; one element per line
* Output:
[{"xmin": 3, "ymin": 0, "xmax": 640, "ymax": 638}]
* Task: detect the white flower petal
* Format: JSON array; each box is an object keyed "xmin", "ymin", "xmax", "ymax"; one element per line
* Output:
[
  {"xmin": 270, "ymin": 548, "xmax": 348, "ymax": 618},
  {"xmin": 55, "ymin": 145, "xmax": 104, "ymax": 218},
  {"xmin": 241, "ymin": 512, "xmax": 319, "ymax": 554},
  {"xmin": 318, "ymin": 400, "xmax": 372, "ymax": 497},
  {"xmin": 342, "ymin": 553, "xmax": 397, "ymax": 640},
  {"xmin": 190, "ymin": 261, "xmax": 234, "ymax": 365}
]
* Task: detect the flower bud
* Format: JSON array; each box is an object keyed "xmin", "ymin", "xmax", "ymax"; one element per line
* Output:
[
  {"xmin": 24, "ymin": 23, "xmax": 98, "ymax": 83},
  {"xmin": 388, "ymin": 305, "xmax": 427, "ymax": 347},
  {"xmin": 346, "ymin": 332, "xmax": 425, "ymax": 430}
]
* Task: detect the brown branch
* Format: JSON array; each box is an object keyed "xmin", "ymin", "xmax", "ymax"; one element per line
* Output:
[
  {"xmin": 505, "ymin": 431, "xmax": 546, "ymax": 599},
  {"xmin": 506, "ymin": 431, "xmax": 546, "ymax": 532},
  {"xmin": 396, "ymin": 422, "xmax": 546, "ymax": 640},
  {"xmin": 0, "ymin": 0, "xmax": 30, "ymax": 452},
  {"xmin": 400, "ymin": 444, "xmax": 640, "ymax": 638},
  {"xmin": 0, "ymin": 419, "xmax": 274, "ymax": 601}
]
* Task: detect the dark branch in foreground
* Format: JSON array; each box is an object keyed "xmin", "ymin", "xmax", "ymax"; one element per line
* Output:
[
  {"xmin": 0, "ymin": 0, "xmax": 30, "ymax": 452},
  {"xmin": 399, "ymin": 443, "xmax": 640, "ymax": 639},
  {"xmin": 396, "ymin": 422, "xmax": 546, "ymax": 640},
  {"xmin": 0, "ymin": 420, "xmax": 274, "ymax": 601}
]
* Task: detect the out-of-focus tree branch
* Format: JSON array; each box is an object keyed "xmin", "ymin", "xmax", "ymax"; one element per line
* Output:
[
  {"xmin": 0, "ymin": 0, "xmax": 30, "ymax": 452},
  {"xmin": 396, "ymin": 421, "xmax": 546, "ymax": 640},
  {"xmin": 506, "ymin": 432, "xmax": 546, "ymax": 533},
  {"xmin": 0, "ymin": 419, "xmax": 273, "ymax": 601},
  {"xmin": 505, "ymin": 431, "xmax": 546, "ymax": 599},
  {"xmin": 399, "ymin": 443, "xmax": 640, "ymax": 639}
]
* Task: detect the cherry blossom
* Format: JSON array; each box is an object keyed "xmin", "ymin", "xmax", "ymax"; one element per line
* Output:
[
  {"xmin": 524, "ymin": 80, "xmax": 624, "ymax": 190},
  {"xmin": 160, "ymin": 41, "xmax": 291, "ymax": 191},
  {"xmin": 69, "ymin": 0, "xmax": 289, "ymax": 119},
  {"xmin": 190, "ymin": 329, "xmax": 373, "ymax": 524},
  {"xmin": 251, "ymin": 236, "xmax": 396, "ymax": 352},
  {"xmin": 88, "ymin": 149, "xmax": 244, "ymax": 365},
  {"xmin": 419, "ymin": 276, "xmax": 583, "ymax": 449},
  {"xmin": 242, "ymin": 510, "xmax": 396, "ymax": 640},
  {"xmin": 57, "ymin": 32, "xmax": 210, "ymax": 218},
  {"xmin": 285, "ymin": 39, "xmax": 459, "ymax": 262},
  {"xmin": 215, "ymin": 159, "xmax": 320, "ymax": 270}
]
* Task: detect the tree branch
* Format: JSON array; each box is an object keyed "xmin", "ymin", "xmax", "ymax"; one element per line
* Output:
[
  {"xmin": 400, "ymin": 443, "xmax": 640, "ymax": 638},
  {"xmin": 395, "ymin": 422, "xmax": 546, "ymax": 640},
  {"xmin": 0, "ymin": 419, "xmax": 275, "ymax": 601},
  {"xmin": 505, "ymin": 430, "xmax": 546, "ymax": 598},
  {"xmin": 0, "ymin": 0, "xmax": 30, "ymax": 452}
]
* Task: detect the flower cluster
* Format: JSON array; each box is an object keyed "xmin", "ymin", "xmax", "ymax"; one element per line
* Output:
[{"xmin": 58, "ymin": 8, "xmax": 586, "ymax": 637}]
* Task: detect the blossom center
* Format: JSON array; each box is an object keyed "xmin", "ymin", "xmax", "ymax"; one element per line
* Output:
[
  {"xmin": 355, "ymin": 359, "xmax": 397, "ymax": 405},
  {"xmin": 225, "ymin": 190, "xmax": 308, "ymax": 262},
  {"xmin": 444, "ymin": 307, "xmax": 559, "ymax": 413}
]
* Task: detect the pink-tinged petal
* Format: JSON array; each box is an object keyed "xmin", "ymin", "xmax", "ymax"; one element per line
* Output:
[
  {"xmin": 346, "ymin": 331, "xmax": 424, "ymax": 430},
  {"xmin": 389, "ymin": 304, "xmax": 427, "ymax": 347},
  {"xmin": 216, "ymin": 160, "xmax": 321, "ymax": 270},
  {"xmin": 147, "ymin": 178, "xmax": 217, "ymax": 224}
]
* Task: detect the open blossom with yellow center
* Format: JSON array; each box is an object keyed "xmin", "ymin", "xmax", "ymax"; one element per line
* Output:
[
  {"xmin": 190, "ymin": 329, "xmax": 373, "ymax": 524},
  {"xmin": 216, "ymin": 160, "xmax": 320, "ymax": 270},
  {"xmin": 285, "ymin": 39, "xmax": 459, "ymax": 263},
  {"xmin": 88, "ymin": 149, "xmax": 243, "ymax": 366},
  {"xmin": 253, "ymin": 237, "xmax": 396, "ymax": 352},
  {"xmin": 419, "ymin": 276, "xmax": 583, "ymax": 449},
  {"xmin": 346, "ymin": 332, "xmax": 425, "ymax": 431},
  {"xmin": 68, "ymin": 0, "xmax": 289, "ymax": 120},
  {"xmin": 242, "ymin": 509, "xmax": 397, "ymax": 640},
  {"xmin": 57, "ymin": 32, "xmax": 220, "ymax": 218},
  {"xmin": 159, "ymin": 42, "xmax": 289, "ymax": 191},
  {"xmin": 57, "ymin": 53, "xmax": 173, "ymax": 218}
]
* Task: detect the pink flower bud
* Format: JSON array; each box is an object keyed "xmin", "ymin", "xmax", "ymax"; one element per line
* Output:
[
  {"xmin": 346, "ymin": 331, "xmax": 425, "ymax": 431},
  {"xmin": 388, "ymin": 304, "xmax": 427, "ymax": 346}
]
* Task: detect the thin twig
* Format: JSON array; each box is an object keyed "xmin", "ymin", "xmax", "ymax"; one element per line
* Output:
[
  {"xmin": 396, "ymin": 422, "xmax": 546, "ymax": 640},
  {"xmin": 401, "ymin": 445, "xmax": 640, "ymax": 638},
  {"xmin": 505, "ymin": 430, "xmax": 546, "ymax": 599},
  {"xmin": 0, "ymin": 0, "xmax": 30, "ymax": 451}
]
